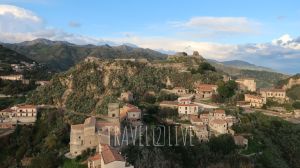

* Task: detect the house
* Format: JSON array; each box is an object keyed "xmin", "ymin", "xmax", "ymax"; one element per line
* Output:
[
  {"xmin": 119, "ymin": 91, "xmax": 133, "ymax": 102},
  {"xmin": 0, "ymin": 74, "xmax": 24, "ymax": 81},
  {"xmin": 294, "ymin": 110, "xmax": 300, "ymax": 118},
  {"xmin": 2, "ymin": 104, "xmax": 38, "ymax": 124},
  {"xmin": 88, "ymin": 144, "xmax": 133, "ymax": 168},
  {"xmin": 209, "ymin": 109, "xmax": 226, "ymax": 120},
  {"xmin": 195, "ymin": 84, "xmax": 218, "ymax": 99},
  {"xmin": 15, "ymin": 104, "xmax": 37, "ymax": 117},
  {"xmin": 189, "ymin": 115, "xmax": 204, "ymax": 125},
  {"xmin": 177, "ymin": 97, "xmax": 192, "ymax": 104},
  {"xmin": 233, "ymin": 135, "xmax": 248, "ymax": 147},
  {"xmin": 127, "ymin": 107, "xmax": 142, "ymax": 121},
  {"xmin": 192, "ymin": 125, "xmax": 209, "ymax": 142},
  {"xmin": 171, "ymin": 87, "xmax": 189, "ymax": 95},
  {"xmin": 119, "ymin": 104, "xmax": 142, "ymax": 125},
  {"xmin": 0, "ymin": 108, "xmax": 15, "ymax": 118},
  {"xmin": 209, "ymin": 119, "xmax": 228, "ymax": 134},
  {"xmin": 244, "ymin": 94, "xmax": 266, "ymax": 108},
  {"xmin": 178, "ymin": 103, "xmax": 199, "ymax": 115},
  {"xmin": 236, "ymin": 78, "xmax": 256, "ymax": 92},
  {"xmin": 88, "ymin": 154, "xmax": 101, "ymax": 168},
  {"xmin": 259, "ymin": 88, "xmax": 287, "ymax": 102}
]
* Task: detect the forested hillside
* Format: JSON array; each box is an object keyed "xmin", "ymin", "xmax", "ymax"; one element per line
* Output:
[{"xmin": 27, "ymin": 60, "xmax": 222, "ymax": 114}]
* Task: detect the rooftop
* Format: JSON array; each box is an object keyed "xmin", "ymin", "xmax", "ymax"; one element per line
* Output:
[
  {"xmin": 101, "ymin": 147, "xmax": 125, "ymax": 164},
  {"xmin": 210, "ymin": 119, "xmax": 227, "ymax": 125}
]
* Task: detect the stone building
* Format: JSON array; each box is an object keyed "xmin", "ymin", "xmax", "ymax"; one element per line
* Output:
[
  {"xmin": 245, "ymin": 94, "xmax": 266, "ymax": 108},
  {"xmin": 87, "ymin": 144, "xmax": 133, "ymax": 168},
  {"xmin": 171, "ymin": 87, "xmax": 189, "ymax": 95},
  {"xmin": 236, "ymin": 78, "xmax": 256, "ymax": 92},
  {"xmin": 69, "ymin": 117, "xmax": 99, "ymax": 156},
  {"xmin": 119, "ymin": 91, "xmax": 133, "ymax": 102},
  {"xmin": 0, "ymin": 74, "xmax": 24, "ymax": 81},
  {"xmin": 178, "ymin": 103, "xmax": 199, "ymax": 116},
  {"xmin": 259, "ymin": 88, "xmax": 287, "ymax": 102},
  {"xmin": 195, "ymin": 84, "xmax": 218, "ymax": 99}
]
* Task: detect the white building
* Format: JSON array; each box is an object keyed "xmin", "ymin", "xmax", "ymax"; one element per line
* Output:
[{"xmin": 178, "ymin": 104, "xmax": 199, "ymax": 115}]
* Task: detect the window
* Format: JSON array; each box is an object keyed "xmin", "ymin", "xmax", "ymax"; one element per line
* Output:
[{"xmin": 112, "ymin": 114, "xmax": 115, "ymax": 117}]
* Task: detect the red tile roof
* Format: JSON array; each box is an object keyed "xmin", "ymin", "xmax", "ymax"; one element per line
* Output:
[
  {"xmin": 101, "ymin": 147, "xmax": 125, "ymax": 164},
  {"xmin": 89, "ymin": 154, "xmax": 101, "ymax": 161},
  {"xmin": 190, "ymin": 115, "xmax": 203, "ymax": 122},
  {"xmin": 214, "ymin": 109, "xmax": 225, "ymax": 114},
  {"xmin": 197, "ymin": 84, "xmax": 217, "ymax": 92}
]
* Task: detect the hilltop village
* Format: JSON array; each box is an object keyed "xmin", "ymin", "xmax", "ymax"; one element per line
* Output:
[{"xmin": 1, "ymin": 52, "xmax": 300, "ymax": 168}]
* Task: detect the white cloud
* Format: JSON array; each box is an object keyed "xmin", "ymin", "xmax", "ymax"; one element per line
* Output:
[
  {"xmin": 0, "ymin": 5, "xmax": 41, "ymax": 22},
  {"xmin": 170, "ymin": 17, "xmax": 260, "ymax": 35}
]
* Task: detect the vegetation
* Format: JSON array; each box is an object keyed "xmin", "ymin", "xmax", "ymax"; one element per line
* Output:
[
  {"xmin": 0, "ymin": 108, "xmax": 88, "ymax": 168},
  {"xmin": 0, "ymin": 79, "xmax": 37, "ymax": 95},
  {"xmin": 287, "ymin": 85, "xmax": 300, "ymax": 100},
  {"xmin": 233, "ymin": 112, "xmax": 300, "ymax": 168},
  {"xmin": 3, "ymin": 39, "xmax": 167, "ymax": 71},
  {"xmin": 27, "ymin": 60, "xmax": 223, "ymax": 114},
  {"xmin": 214, "ymin": 80, "xmax": 238, "ymax": 103}
]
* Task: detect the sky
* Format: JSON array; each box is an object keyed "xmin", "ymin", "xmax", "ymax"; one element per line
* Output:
[{"xmin": 0, "ymin": 0, "xmax": 300, "ymax": 74}]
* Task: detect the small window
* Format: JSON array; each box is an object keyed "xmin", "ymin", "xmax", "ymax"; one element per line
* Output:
[{"xmin": 112, "ymin": 114, "xmax": 115, "ymax": 117}]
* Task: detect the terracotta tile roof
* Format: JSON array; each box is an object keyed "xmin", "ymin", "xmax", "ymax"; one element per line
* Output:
[
  {"xmin": 1, "ymin": 108, "xmax": 14, "ymax": 112},
  {"xmin": 245, "ymin": 94, "xmax": 263, "ymax": 99},
  {"xmin": 214, "ymin": 109, "xmax": 225, "ymax": 114},
  {"xmin": 16, "ymin": 104, "xmax": 36, "ymax": 109},
  {"xmin": 101, "ymin": 147, "xmax": 125, "ymax": 164},
  {"xmin": 127, "ymin": 108, "xmax": 141, "ymax": 113},
  {"xmin": 96, "ymin": 121, "xmax": 119, "ymax": 128},
  {"xmin": 89, "ymin": 154, "xmax": 101, "ymax": 161},
  {"xmin": 210, "ymin": 119, "xmax": 227, "ymax": 125},
  {"xmin": 197, "ymin": 84, "xmax": 217, "ymax": 92},
  {"xmin": 190, "ymin": 115, "xmax": 203, "ymax": 122}
]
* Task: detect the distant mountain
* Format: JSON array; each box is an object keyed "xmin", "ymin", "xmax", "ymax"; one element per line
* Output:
[
  {"xmin": 0, "ymin": 45, "xmax": 34, "ymax": 64},
  {"xmin": 3, "ymin": 38, "xmax": 167, "ymax": 71},
  {"xmin": 208, "ymin": 59, "xmax": 275, "ymax": 72}
]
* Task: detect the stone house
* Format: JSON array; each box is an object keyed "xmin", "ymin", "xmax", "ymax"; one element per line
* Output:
[
  {"xmin": 88, "ymin": 144, "xmax": 133, "ymax": 168},
  {"xmin": 209, "ymin": 119, "xmax": 228, "ymax": 134},
  {"xmin": 178, "ymin": 103, "xmax": 199, "ymax": 116},
  {"xmin": 244, "ymin": 94, "xmax": 266, "ymax": 108},
  {"xmin": 195, "ymin": 84, "xmax": 218, "ymax": 99},
  {"xmin": 236, "ymin": 78, "xmax": 256, "ymax": 92},
  {"xmin": 171, "ymin": 87, "xmax": 189, "ymax": 95},
  {"xmin": 259, "ymin": 88, "xmax": 288, "ymax": 102},
  {"xmin": 119, "ymin": 91, "xmax": 133, "ymax": 102},
  {"xmin": 192, "ymin": 125, "xmax": 209, "ymax": 142}
]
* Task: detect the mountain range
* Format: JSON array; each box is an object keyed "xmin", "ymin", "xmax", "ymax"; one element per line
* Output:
[
  {"xmin": 1, "ymin": 38, "xmax": 167, "ymax": 71},
  {"xmin": 207, "ymin": 59, "xmax": 275, "ymax": 72}
]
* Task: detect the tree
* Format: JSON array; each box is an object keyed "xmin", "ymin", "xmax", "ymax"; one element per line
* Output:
[{"xmin": 216, "ymin": 80, "xmax": 238, "ymax": 103}]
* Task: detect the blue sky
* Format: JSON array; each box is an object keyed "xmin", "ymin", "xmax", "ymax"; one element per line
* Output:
[{"xmin": 0, "ymin": 0, "xmax": 300, "ymax": 73}]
